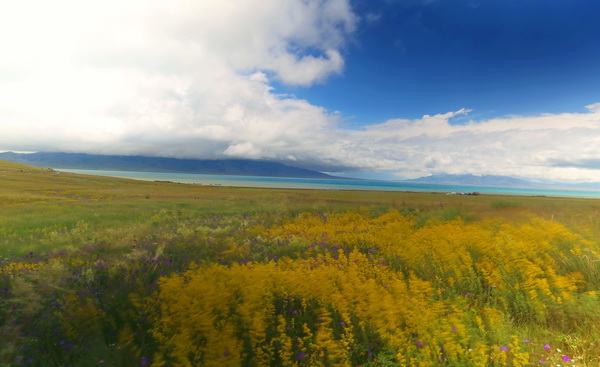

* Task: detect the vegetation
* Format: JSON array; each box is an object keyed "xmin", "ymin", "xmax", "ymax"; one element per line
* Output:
[{"xmin": 1, "ymin": 160, "xmax": 600, "ymax": 366}]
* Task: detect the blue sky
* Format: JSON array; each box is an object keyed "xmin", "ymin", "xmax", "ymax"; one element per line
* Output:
[
  {"xmin": 2, "ymin": 0, "xmax": 600, "ymax": 182},
  {"xmin": 288, "ymin": 0, "xmax": 600, "ymax": 124}
]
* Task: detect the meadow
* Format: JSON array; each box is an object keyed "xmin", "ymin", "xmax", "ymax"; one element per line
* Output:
[{"xmin": 1, "ymin": 160, "xmax": 600, "ymax": 366}]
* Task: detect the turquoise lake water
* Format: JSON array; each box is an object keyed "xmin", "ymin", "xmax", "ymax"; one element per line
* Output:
[{"xmin": 56, "ymin": 169, "xmax": 600, "ymax": 199}]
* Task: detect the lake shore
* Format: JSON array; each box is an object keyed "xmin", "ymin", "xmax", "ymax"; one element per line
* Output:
[{"xmin": 56, "ymin": 168, "xmax": 600, "ymax": 199}]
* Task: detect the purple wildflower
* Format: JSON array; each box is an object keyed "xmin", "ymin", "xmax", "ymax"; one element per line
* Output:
[
  {"xmin": 523, "ymin": 339, "xmax": 530, "ymax": 343},
  {"xmin": 539, "ymin": 361, "xmax": 546, "ymax": 364},
  {"xmin": 500, "ymin": 346, "xmax": 509, "ymax": 351},
  {"xmin": 416, "ymin": 341, "xmax": 423, "ymax": 348},
  {"xmin": 296, "ymin": 351, "xmax": 306, "ymax": 361},
  {"xmin": 562, "ymin": 355, "xmax": 572, "ymax": 362},
  {"xmin": 544, "ymin": 344, "xmax": 551, "ymax": 350}
]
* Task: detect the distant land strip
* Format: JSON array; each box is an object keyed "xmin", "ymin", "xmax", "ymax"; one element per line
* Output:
[{"xmin": 0, "ymin": 152, "xmax": 332, "ymax": 179}]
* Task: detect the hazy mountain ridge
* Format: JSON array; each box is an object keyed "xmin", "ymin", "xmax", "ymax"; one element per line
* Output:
[
  {"xmin": 404, "ymin": 174, "xmax": 536, "ymax": 187},
  {"xmin": 0, "ymin": 152, "xmax": 332, "ymax": 179},
  {"xmin": 405, "ymin": 174, "xmax": 600, "ymax": 188}
]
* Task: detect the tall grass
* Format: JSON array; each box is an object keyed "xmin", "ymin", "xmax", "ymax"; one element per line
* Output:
[{"xmin": 2, "ymin": 161, "xmax": 600, "ymax": 365}]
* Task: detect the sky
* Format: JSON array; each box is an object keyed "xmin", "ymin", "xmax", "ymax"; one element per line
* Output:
[{"xmin": 1, "ymin": 0, "xmax": 600, "ymax": 182}]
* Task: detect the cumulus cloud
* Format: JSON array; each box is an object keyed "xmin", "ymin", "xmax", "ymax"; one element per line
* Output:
[
  {"xmin": 2, "ymin": 1, "xmax": 600, "ymax": 182},
  {"xmin": 0, "ymin": 0, "xmax": 354, "ymax": 155},
  {"xmin": 344, "ymin": 107, "xmax": 600, "ymax": 182}
]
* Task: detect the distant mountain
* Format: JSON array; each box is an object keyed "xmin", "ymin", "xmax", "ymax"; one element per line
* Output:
[
  {"xmin": 565, "ymin": 182, "xmax": 600, "ymax": 188},
  {"xmin": 404, "ymin": 174, "xmax": 534, "ymax": 187},
  {"xmin": 0, "ymin": 152, "xmax": 332, "ymax": 179}
]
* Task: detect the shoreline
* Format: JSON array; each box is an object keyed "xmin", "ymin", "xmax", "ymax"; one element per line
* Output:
[{"xmin": 54, "ymin": 168, "xmax": 600, "ymax": 199}]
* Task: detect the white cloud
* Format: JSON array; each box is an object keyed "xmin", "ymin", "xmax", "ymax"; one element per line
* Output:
[
  {"xmin": 224, "ymin": 142, "xmax": 264, "ymax": 159},
  {"xmin": 0, "ymin": 0, "xmax": 354, "ymax": 155},
  {"xmin": 342, "ymin": 107, "xmax": 600, "ymax": 182},
  {"xmin": 3, "ymin": 1, "xmax": 600, "ymax": 183},
  {"xmin": 586, "ymin": 102, "xmax": 600, "ymax": 113}
]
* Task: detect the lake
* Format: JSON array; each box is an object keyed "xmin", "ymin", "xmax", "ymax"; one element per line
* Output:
[{"xmin": 56, "ymin": 168, "xmax": 600, "ymax": 199}]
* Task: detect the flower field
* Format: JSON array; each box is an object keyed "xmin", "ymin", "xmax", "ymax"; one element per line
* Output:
[
  {"xmin": 2, "ymin": 208, "xmax": 600, "ymax": 366},
  {"xmin": 1, "ymin": 163, "xmax": 600, "ymax": 366}
]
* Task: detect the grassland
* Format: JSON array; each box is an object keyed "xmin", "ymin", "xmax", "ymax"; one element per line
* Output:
[{"xmin": 1, "ymin": 160, "xmax": 600, "ymax": 366}]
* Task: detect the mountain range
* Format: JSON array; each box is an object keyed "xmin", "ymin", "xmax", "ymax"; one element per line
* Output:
[
  {"xmin": 0, "ymin": 152, "xmax": 331, "ymax": 179},
  {"xmin": 403, "ymin": 174, "xmax": 535, "ymax": 187},
  {"xmin": 404, "ymin": 174, "xmax": 600, "ymax": 188},
  {"xmin": 4, "ymin": 152, "xmax": 600, "ymax": 188}
]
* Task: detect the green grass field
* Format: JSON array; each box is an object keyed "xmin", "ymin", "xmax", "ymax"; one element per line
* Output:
[{"xmin": 2, "ymin": 160, "xmax": 600, "ymax": 366}]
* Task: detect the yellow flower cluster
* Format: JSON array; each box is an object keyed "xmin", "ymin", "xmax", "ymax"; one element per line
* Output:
[
  {"xmin": 146, "ymin": 210, "xmax": 599, "ymax": 365},
  {"xmin": 153, "ymin": 250, "xmax": 455, "ymax": 366},
  {"xmin": 268, "ymin": 212, "xmax": 592, "ymax": 323},
  {"xmin": 0, "ymin": 261, "xmax": 44, "ymax": 276}
]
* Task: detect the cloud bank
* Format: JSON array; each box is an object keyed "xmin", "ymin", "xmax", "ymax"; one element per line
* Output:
[
  {"xmin": 354, "ymin": 103, "xmax": 600, "ymax": 182},
  {"xmin": 2, "ymin": 0, "xmax": 600, "ymax": 182}
]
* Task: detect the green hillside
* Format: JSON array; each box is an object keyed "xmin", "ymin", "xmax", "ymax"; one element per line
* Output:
[{"xmin": 0, "ymin": 159, "xmax": 48, "ymax": 172}]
